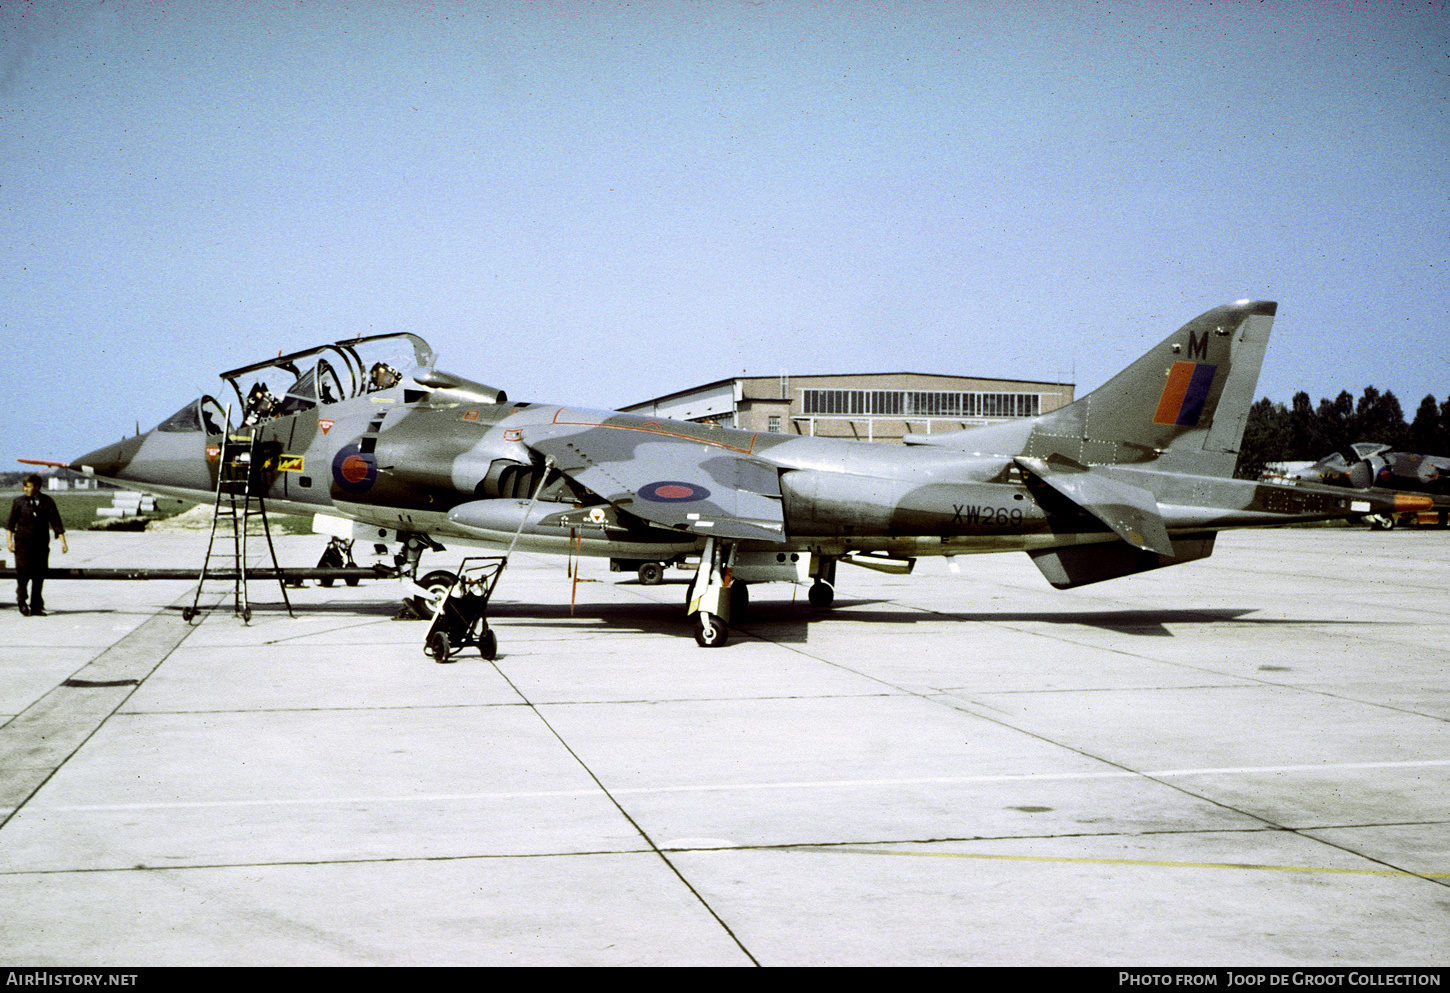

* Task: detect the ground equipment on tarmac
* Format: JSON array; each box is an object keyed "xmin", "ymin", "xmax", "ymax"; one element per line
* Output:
[
  {"xmin": 423, "ymin": 556, "xmax": 507, "ymax": 662},
  {"xmin": 185, "ymin": 422, "xmax": 293, "ymax": 623}
]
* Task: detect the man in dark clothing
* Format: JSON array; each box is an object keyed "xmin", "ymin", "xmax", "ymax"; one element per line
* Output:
[{"xmin": 6, "ymin": 474, "xmax": 68, "ymax": 616}]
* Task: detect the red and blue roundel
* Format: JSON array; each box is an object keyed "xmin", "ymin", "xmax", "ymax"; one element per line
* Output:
[
  {"xmin": 639, "ymin": 480, "xmax": 710, "ymax": 503},
  {"xmin": 331, "ymin": 444, "xmax": 378, "ymax": 494}
]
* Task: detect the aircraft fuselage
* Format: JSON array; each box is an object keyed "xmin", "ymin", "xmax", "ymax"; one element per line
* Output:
[
  {"xmin": 66, "ymin": 304, "xmax": 1429, "ymax": 648},
  {"xmin": 78, "ymin": 384, "xmax": 1383, "ymax": 568}
]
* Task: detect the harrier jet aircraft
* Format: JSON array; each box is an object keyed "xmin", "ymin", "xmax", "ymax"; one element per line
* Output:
[
  {"xmin": 1288, "ymin": 443, "xmax": 1450, "ymax": 528},
  {"xmin": 65, "ymin": 299, "xmax": 1426, "ymax": 646}
]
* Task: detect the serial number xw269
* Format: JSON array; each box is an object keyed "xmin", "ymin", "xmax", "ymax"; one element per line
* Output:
[{"xmin": 951, "ymin": 505, "xmax": 1024, "ymax": 527}]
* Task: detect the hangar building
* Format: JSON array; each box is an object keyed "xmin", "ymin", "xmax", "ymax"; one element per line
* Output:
[{"xmin": 621, "ymin": 372, "xmax": 1075, "ymax": 444}]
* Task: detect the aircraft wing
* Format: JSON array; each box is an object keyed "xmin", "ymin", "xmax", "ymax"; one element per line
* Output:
[
  {"xmin": 523, "ymin": 415, "xmax": 787, "ymax": 542},
  {"xmin": 1015, "ymin": 455, "xmax": 1175, "ymax": 556}
]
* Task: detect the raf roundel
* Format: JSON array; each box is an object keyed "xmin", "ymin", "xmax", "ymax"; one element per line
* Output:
[
  {"xmin": 331, "ymin": 444, "xmax": 378, "ymax": 494},
  {"xmin": 341, "ymin": 455, "xmax": 370, "ymax": 483},
  {"xmin": 639, "ymin": 480, "xmax": 711, "ymax": 503}
]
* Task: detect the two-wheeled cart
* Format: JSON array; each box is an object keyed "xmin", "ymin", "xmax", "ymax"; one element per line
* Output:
[{"xmin": 423, "ymin": 556, "xmax": 508, "ymax": 662}]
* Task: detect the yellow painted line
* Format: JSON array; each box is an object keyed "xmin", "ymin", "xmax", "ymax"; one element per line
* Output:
[{"xmin": 805, "ymin": 847, "xmax": 1450, "ymax": 878}]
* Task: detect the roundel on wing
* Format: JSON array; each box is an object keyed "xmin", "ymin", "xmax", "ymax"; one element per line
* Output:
[
  {"xmin": 331, "ymin": 444, "xmax": 378, "ymax": 494},
  {"xmin": 639, "ymin": 480, "xmax": 710, "ymax": 503}
]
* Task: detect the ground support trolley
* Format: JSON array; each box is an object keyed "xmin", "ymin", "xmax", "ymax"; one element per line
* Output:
[{"xmin": 424, "ymin": 556, "xmax": 508, "ymax": 662}]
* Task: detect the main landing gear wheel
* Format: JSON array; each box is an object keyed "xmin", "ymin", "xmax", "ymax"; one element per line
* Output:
[
  {"xmin": 637, "ymin": 562, "xmax": 665, "ymax": 585},
  {"xmin": 687, "ymin": 536, "xmax": 735, "ymax": 648},
  {"xmin": 808, "ymin": 581, "xmax": 835, "ymax": 609},
  {"xmin": 694, "ymin": 611, "xmax": 729, "ymax": 648},
  {"xmin": 730, "ymin": 581, "xmax": 749, "ymax": 620}
]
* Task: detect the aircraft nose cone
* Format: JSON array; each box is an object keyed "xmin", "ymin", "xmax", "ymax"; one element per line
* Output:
[
  {"xmin": 72, "ymin": 428, "xmax": 216, "ymax": 493},
  {"xmin": 71, "ymin": 435, "xmax": 146, "ymax": 479}
]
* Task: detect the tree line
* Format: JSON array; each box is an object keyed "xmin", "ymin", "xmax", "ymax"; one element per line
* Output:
[{"xmin": 1235, "ymin": 388, "xmax": 1450, "ymax": 480}]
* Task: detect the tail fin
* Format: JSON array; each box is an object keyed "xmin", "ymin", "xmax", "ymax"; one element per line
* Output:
[{"xmin": 914, "ymin": 300, "xmax": 1276, "ymax": 478}]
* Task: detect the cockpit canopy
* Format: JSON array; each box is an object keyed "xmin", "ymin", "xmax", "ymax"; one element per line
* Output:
[
  {"xmin": 155, "ymin": 396, "xmax": 228, "ymax": 435},
  {"xmin": 277, "ymin": 360, "xmax": 345, "ymax": 415},
  {"xmin": 215, "ymin": 333, "xmax": 506, "ymax": 426}
]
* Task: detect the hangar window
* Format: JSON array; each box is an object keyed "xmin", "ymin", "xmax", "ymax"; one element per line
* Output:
[{"xmin": 800, "ymin": 389, "xmax": 1040, "ymax": 419}]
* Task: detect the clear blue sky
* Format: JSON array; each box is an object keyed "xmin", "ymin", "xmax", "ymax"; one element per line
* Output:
[{"xmin": 2, "ymin": 0, "xmax": 1446, "ymax": 467}]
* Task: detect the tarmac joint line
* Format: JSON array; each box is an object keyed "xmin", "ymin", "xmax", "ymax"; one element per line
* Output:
[{"xmin": 794, "ymin": 846, "xmax": 1450, "ymax": 878}]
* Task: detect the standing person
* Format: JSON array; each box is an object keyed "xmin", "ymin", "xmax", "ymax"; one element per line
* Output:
[{"xmin": 6, "ymin": 474, "xmax": 68, "ymax": 616}]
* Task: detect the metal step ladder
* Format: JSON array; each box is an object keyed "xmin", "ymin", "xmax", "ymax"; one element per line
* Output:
[{"xmin": 183, "ymin": 427, "xmax": 294, "ymax": 623}]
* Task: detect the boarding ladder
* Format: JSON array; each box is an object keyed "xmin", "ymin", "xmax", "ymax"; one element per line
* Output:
[{"xmin": 183, "ymin": 426, "xmax": 294, "ymax": 623}]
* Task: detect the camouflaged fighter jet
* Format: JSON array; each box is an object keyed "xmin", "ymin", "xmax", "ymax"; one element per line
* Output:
[
  {"xmin": 66, "ymin": 300, "xmax": 1429, "ymax": 646},
  {"xmin": 1288, "ymin": 443, "xmax": 1450, "ymax": 528}
]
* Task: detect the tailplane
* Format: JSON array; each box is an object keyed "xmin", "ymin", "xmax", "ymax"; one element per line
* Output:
[{"xmin": 914, "ymin": 300, "xmax": 1276, "ymax": 478}]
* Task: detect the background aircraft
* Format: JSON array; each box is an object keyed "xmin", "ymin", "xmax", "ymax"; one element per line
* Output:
[
  {"xmin": 65, "ymin": 300, "xmax": 1425, "ymax": 646},
  {"xmin": 1287, "ymin": 443, "xmax": 1449, "ymax": 529}
]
